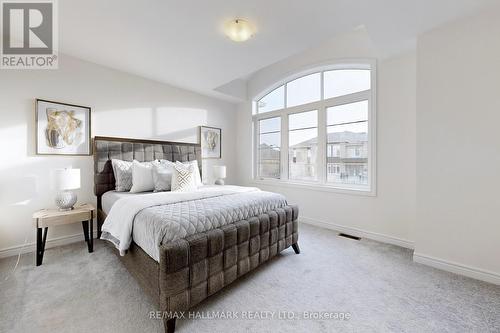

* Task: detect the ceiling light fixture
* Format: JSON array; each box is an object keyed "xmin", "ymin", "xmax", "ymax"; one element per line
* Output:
[{"xmin": 224, "ymin": 19, "xmax": 255, "ymax": 42}]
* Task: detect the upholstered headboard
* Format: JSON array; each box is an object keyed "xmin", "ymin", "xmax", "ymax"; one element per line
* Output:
[{"xmin": 93, "ymin": 136, "xmax": 202, "ymax": 200}]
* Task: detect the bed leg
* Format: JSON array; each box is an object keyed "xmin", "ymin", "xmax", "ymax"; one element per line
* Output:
[
  {"xmin": 164, "ymin": 318, "xmax": 176, "ymax": 333},
  {"xmin": 292, "ymin": 243, "xmax": 300, "ymax": 254},
  {"xmin": 97, "ymin": 218, "xmax": 102, "ymax": 238}
]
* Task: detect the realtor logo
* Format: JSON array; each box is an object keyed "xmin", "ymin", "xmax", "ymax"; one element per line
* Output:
[{"xmin": 1, "ymin": 0, "xmax": 58, "ymax": 69}]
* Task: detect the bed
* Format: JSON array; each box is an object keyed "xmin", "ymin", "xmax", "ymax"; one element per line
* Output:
[{"xmin": 93, "ymin": 136, "xmax": 300, "ymax": 333}]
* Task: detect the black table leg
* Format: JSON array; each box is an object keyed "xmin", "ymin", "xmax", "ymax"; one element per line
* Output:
[
  {"xmin": 81, "ymin": 220, "xmax": 94, "ymax": 253},
  {"xmin": 82, "ymin": 220, "xmax": 92, "ymax": 253},
  {"xmin": 36, "ymin": 227, "xmax": 48, "ymax": 266},
  {"xmin": 82, "ymin": 220, "xmax": 89, "ymax": 242}
]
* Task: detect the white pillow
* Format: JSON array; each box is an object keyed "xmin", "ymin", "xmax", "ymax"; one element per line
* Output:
[
  {"xmin": 130, "ymin": 160, "xmax": 155, "ymax": 193},
  {"xmin": 171, "ymin": 162, "xmax": 197, "ymax": 192},
  {"xmin": 152, "ymin": 160, "xmax": 175, "ymax": 192}
]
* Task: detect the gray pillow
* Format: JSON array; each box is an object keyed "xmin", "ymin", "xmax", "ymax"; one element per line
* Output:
[
  {"xmin": 152, "ymin": 160, "xmax": 175, "ymax": 192},
  {"xmin": 111, "ymin": 159, "xmax": 133, "ymax": 192}
]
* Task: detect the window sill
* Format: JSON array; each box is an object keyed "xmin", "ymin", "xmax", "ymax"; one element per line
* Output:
[{"xmin": 251, "ymin": 179, "xmax": 376, "ymax": 197}]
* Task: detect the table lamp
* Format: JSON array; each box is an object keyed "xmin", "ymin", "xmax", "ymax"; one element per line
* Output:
[
  {"xmin": 53, "ymin": 168, "xmax": 80, "ymax": 211},
  {"xmin": 213, "ymin": 165, "xmax": 226, "ymax": 185}
]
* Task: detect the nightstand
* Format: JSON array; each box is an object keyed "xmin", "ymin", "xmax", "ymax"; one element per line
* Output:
[{"xmin": 32, "ymin": 203, "xmax": 96, "ymax": 266}]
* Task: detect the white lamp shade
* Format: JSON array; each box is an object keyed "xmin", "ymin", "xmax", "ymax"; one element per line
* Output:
[
  {"xmin": 53, "ymin": 169, "xmax": 80, "ymax": 190},
  {"xmin": 213, "ymin": 165, "xmax": 226, "ymax": 179}
]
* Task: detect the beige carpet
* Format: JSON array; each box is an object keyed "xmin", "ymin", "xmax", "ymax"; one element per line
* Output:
[{"xmin": 1, "ymin": 223, "xmax": 499, "ymax": 333}]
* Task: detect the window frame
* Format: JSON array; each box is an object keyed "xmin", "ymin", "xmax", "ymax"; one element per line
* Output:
[{"xmin": 252, "ymin": 60, "xmax": 377, "ymax": 196}]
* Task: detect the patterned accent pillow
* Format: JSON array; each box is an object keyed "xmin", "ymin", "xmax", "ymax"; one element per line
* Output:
[
  {"xmin": 111, "ymin": 159, "xmax": 133, "ymax": 192},
  {"xmin": 183, "ymin": 160, "xmax": 202, "ymax": 186},
  {"xmin": 161, "ymin": 159, "xmax": 202, "ymax": 186},
  {"xmin": 171, "ymin": 163, "xmax": 197, "ymax": 192}
]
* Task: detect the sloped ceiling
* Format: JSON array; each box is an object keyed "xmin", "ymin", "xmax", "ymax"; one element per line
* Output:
[{"xmin": 60, "ymin": 0, "xmax": 497, "ymax": 101}]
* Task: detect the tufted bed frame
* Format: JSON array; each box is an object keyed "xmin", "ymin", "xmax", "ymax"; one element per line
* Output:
[{"xmin": 93, "ymin": 136, "xmax": 300, "ymax": 333}]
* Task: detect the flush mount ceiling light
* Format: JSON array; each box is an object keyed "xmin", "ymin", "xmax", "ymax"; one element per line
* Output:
[{"xmin": 224, "ymin": 19, "xmax": 255, "ymax": 42}]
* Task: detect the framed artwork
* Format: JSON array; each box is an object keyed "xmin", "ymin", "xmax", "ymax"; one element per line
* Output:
[
  {"xmin": 200, "ymin": 126, "xmax": 221, "ymax": 159},
  {"xmin": 35, "ymin": 99, "xmax": 92, "ymax": 155}
]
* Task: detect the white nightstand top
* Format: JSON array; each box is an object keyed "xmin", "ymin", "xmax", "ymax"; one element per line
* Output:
[{"xmin": 33, "ymin": 203, "xmax": 95, "ymax": 228}]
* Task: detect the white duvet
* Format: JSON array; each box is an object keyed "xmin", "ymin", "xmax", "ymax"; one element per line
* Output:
[{"xmin": 101, "ymin": 185, "xmax": 260, "ymax": 256}]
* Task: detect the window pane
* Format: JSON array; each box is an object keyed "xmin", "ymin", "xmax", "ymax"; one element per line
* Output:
[
  {"xmin": 289, "ymin": 129, "xmax": 318, "ymax": 181},
  {"xmin": 286, "ymin": 73, "xmax": 321, "ymax": 107},
  {"xmin": 259, "ymin": 158, "xmax": 281, "ymax": 179},
  {"xmin": 289, "ymin": 110, "xmax": 318, "ymax": 181},
  {"xmin": 327, "ymin": 120, "xmax": 368, "ymax": 186},
  {"xmin": 257, "ymin": 86, "xmax": 284, "ymax": 113},
  {"xmin": 258, "ymin": 117, "xmax": 281, "ymax": 179},
  {"xmin": 289, "ymin": 110, "xmax": 317, "ymax": 130},
  {"xmin": 259, "ymin": 132, "xmax": 280, "ymax": 148},
  {"xmin": 289, "ymin": 127, "xmax": 317, "ymax": 147},
  {"xmin": 259, "ymin": 117, "xmax": 281, "ymax": 133},
  {"xmin": 259, "ymin": 149, "xmax": 280, "ymax": 178},
  {"xmin": 324, "ymin": 70, "xmax": 370, "ymax": 99},
  {"xmin": 327, "ymin": 100, "xmax": 368, "ymax": 126}
]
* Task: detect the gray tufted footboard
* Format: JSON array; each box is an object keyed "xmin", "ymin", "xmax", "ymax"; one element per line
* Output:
[{"xmin": 159, "ymin": 204, "xmax": 299, "ymax": 332}]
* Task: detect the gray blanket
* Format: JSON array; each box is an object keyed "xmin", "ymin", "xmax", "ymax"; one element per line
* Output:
[{"xmin": 132, "ymin": 191, "xmax": 287, "ymax": 261}]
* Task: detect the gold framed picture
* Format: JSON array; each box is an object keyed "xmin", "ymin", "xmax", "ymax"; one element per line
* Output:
[{"xmin": 35, "ymin": 99, "xmax": 92, "ymax": 155}]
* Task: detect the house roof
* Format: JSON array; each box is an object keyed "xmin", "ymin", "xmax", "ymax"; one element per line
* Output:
[{"xmin": 291, "ymin": 131, "xmax": 367, "ymax": 148}]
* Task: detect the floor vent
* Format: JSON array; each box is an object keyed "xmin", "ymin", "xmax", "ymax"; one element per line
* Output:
[{"xmin": 338, "ymin": 233, "xmax": 361, "ymax": 241}]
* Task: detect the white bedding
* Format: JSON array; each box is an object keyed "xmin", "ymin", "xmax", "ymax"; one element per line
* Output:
[
  {"xmin": 102, "ymin": 191, "xmax": 153, "ymax": 215},
  {"xmin": 100, "ymin": 185, "xmax": 275, "ymax": 257}
]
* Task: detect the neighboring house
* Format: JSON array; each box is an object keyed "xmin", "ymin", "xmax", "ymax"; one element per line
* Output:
[
  {"xmin": 289, "ymin": 138, "xmax": 318, "ymax": 181},
  {"xmin": 290, "ymin": 131, "xmax": 368, "ymax": 184},
  {"xmin": 259, "ymin": 143, "xmax": 281, "ymax": 178}
]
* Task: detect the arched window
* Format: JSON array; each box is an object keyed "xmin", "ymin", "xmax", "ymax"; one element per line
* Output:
[{"xmin": 253, "ymin": 61, "xmax": 376, "ymax": 194}]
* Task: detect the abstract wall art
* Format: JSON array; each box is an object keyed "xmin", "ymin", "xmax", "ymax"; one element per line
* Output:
[
  {"xmin": 200, "ymin": 126, "xmax": 221, "ymax": 159},
  {"xmin": 36, "ymin": 99, "xmax": 91, "ymax": 155}
]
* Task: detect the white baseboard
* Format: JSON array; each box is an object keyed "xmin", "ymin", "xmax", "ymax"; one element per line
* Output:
[
  {"xmin": 0, "ymin": 231, "xmax": 98, "ymax": 259},
  {"xmin": 300, "ymin": 216, "xmax": 414, "ymax": 249},
  {"xmin": 413, "ymin": 252, "xmax": 500, "ymax": 285}
]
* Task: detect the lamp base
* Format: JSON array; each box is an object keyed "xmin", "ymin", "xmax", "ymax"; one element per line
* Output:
[
  {"xmin": 55, "ymin": 191, "xmax": 77, "ymax": 211},
  {"xmin": 214, "ymin": 179, "xmax": 225, "ymax": 185}
]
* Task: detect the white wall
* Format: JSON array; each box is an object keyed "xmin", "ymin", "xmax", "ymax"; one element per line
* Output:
[
  {"xmin": 0, "ymin": 54, "xmax": 237, "ymax": 256},
  {"xmin": 415, "ymin": 8, "xmax": 500, "ymax": 280},
  {"xmin": 236, "ymin": 29, "xmax": 417, "ymax": 247}
]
